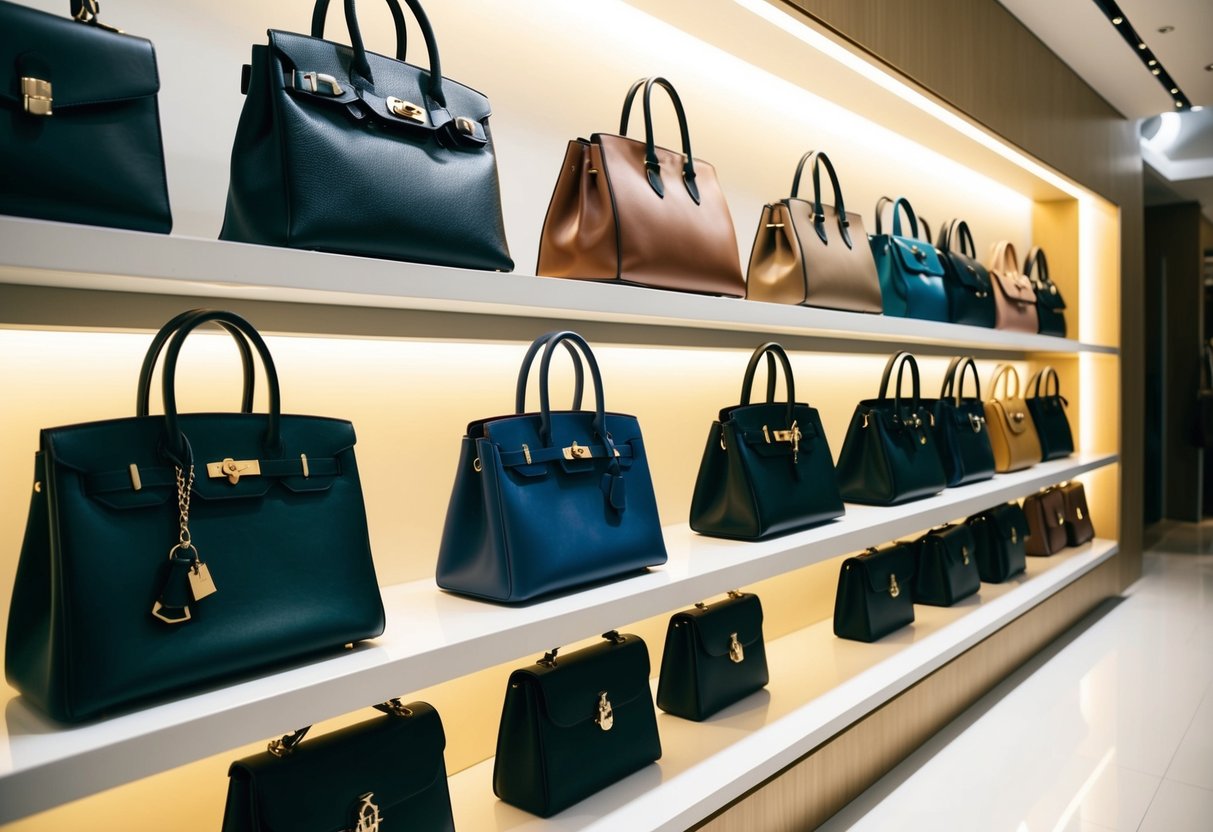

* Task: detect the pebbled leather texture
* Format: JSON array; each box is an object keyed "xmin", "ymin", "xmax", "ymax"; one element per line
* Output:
[
  {"xmin": 833, "ymin": 543, "xmax": 916, "ymax": 642},
  {"xmin": 0, "ymin": 0, "xmax": 171, "ymax": 232},
  {"xmin": 929, "ymin": 356, "xmax": 996, "ymax": 487},
  {"xmin": 868, "ymin": 197, "xmax": 948, "ymax": 321},
  {"xmin": 1026, "ymin": 367, "xmax": 1074, "ymax": 461},
  {"xmin": 936, "ymin": 220, "xmax": 996, "ymax": 327},
  {"xmin": 656, "ymin": 592, "xmax": 769, "ymax": 721},
  {"xmin": 493, "ymin": 634, "xmax": 661, "ymax": 818},
  {"xmin": 1024, "ymin": 246, "xmax": 1067, "ymax": 337},
  {"xmin": 984, "ymin": 365, "xmax": 1042, "ymax": 473},
  {"xmin": 1060, "ymin": 482, "xmax": 1095, "ymax": 546},
  {"xmin": 1024, "ymin": 488, "xmax": 1067, "ymax": 556},
  {"xmin": 913, "ymin": 524, "xmax": 981, "ymax": 606},
  {"xmin": 987, "ymin": 241, "xmax": 1039, "ymax": 333},
  {"xmin": 966, "ymin": 503, "xmax": 1028, "ymax": 583}
]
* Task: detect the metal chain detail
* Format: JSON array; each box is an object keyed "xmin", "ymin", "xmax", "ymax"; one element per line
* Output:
[{"xmin": 175, "ymin": 465, "xmax": 194, "ymax": 548}]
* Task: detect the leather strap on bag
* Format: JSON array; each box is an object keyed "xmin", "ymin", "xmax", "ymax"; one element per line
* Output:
[
  {"xmin": 874, "ymin": 196, "xmax": 920, "ymax": 239},
  {"xmin": 788, "ymin": 151, "xmax": 854, "ymax": 248},
  {"xmin": 877, "ymin": 351, "xmax": 922, "ymax": 413},
  {"xmin": 516, "ymin": 333, "xmax": 585, "ymax": 414},
  {"xmin": 137, "ymin": 309, "xmax": 256, "ymax": 417},
  {"xmin": 940, "ymin": 356, "xmax": 982, "ymax": 404},
  {"xmin": 988, "ymin": 364, "xmax": 1021, "ymax": 401},
  {"xmin": 740, "ymin": 343, "xmax": 796, "ymax": 428},
  {"xmin": 312, "ymin": 0, "xmax": 408, "ymax": 62},
  {"xmin": 988, "ymin": 240, "xmax": 1020, "ymax": 276},
  {"xmin": 619, "ymin": 77, "xmax": 700, "ymax": 203},
  {"xmin": 1028, "ymin": 366, "xmax": 1065, "ymax": 401},
  {"xmin": 939, "ymin": 219, "xmax": 979, "ymax": 260}
]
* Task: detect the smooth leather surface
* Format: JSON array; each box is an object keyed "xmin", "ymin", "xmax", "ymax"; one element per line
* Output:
[
  {"xmin": 936, "ymin": 220, "xmax": 996, "ymax": 327},
  {"xmin": 966, "ymin": 503, "xmax": 1028, "ymax": 583},
  {"xmin": 984, "ymin": 365, "xmax": 1042, "ymax": 473},
  {"xmin": 656, "ymin": 593, "xmax": 768, "ymax": 721},
  {"xmin": 1023, "ymin": 246, "xmax": 1067, "ymax": 337},
  {"xmin": 1026, "ymin": 366, "xmax": 1074, "ymax": 460},
  {"xmin": 833, "ymin": 544, "xmax": 916, "ymax": 642},
  {"xmin": 0, "ymin": 0, "xmax": 171, "ymax": 232},
  {"xmin": 1024, "ymin": 488, "xmax": 1067, "ymax": 556},
  {"xmin": 930, "ymin": 356, "xmax": 996, "ymax": 487},
  {"xmin": 913, "ymin": 524, "xmax": 981, "ymax": 606},
  {"xmin": 222, "ymin": 702, "xmax": 453, "ymax": 832},
  {"xmin": 987, "ymin": 241, "xmax": 1039, "ymax": 332},
  {"xmin": 869, "ymin": 197, "xmax": 948, "ymax": 321},
  {"xmin": 1060, "ymin": 482, "xmax": 1095, "ymax": 546},
  {"xmin": 493, "ymin": 634, "xmax": 661, "ymax": 818}
]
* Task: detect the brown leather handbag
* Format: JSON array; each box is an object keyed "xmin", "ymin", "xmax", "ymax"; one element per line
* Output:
[
  {"xmin": 984, "ymin": 365, "xmax": 1042, "ymax": 472},
  {"xmin": 1060, "ymin": 482, "xmax": 1095, "ymax": 545},
  {"xmin": 537, "ymin": 77, "xmax": 744, "ymax": 296},
  {"xmin": 1024, "ymin": 488, "xmax": 1067, "ymax": 555},
  {"xmin": 987, "ymin": 241, "xmax": 1039, "ymax": 332},
  {"xmin": 745, "ymin": 151, "xmax": 882, "ymax": 312}
]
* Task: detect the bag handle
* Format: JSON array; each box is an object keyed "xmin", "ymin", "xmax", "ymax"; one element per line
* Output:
[
  {"xmin": 515, "ymin": 332, "xmax": 585, "ymax": 414},
  {"xmin": 940, "ymin": 356, "xmax": 982, "ymax": 403},
  {"xmin": 267, "ymin": 699, "xmax": 416, "ymax": 757},
  {"xmin": 988, "ymin": 240, "xmax": 1019, "ymax": 275},
  {"xmin": 1023, "ymin": 246, "xmax": 1050, "ymax": 289},
  {"xmin": 537, "ymin": 332, "xmax": 607, "ymax": 446},
  {"xmin": 918, "ymin": 216, "xmax": 932, "ymax": 245},
  {"xmin": 874, "ymin": 196, "xmax": 919, "ymax": 239},
  {"xmin": 789, "ymin": 151, "xmax": 855, "ymax": 249},
  {"xmin": 312, "ymin": 0, "xmax": 408, "ymax": 62},
  {"xmin": 619, "ymin": 77, "xmax": 701, "ymax": 204},
  {"xmin": 740, "ymin": 343, "xmax": 796, "ymax": 427},
  {"xmin": 1028, "ymin": 366, "xmax": 1062, "ymax": 400},
  {"xmin": 137, "ymin": 309, "xmax": 256, "ymax": 417},
  {"xmin": 988, "ymin": 364, "xmax": 1021, "ymax": 401},
  {"xmin": 939, "ymin": 219, "xmax": 978, "ymax": 260},
  {"xmin": 877, "ymin": 351, "xmax": 921, "ymax": 412}
]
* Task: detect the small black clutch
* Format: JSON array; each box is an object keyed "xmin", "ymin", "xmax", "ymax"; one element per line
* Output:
[
  {"xmin": 966, "ymin": 502, "xmax": 1029, "ymax": 583},
  {"xmin": 834, "ymin": 543, "xmax": 916, "ymax": 642},
  {"xmin": 913, "ymin": 525, "xmax": 981, "ymax": 606}
]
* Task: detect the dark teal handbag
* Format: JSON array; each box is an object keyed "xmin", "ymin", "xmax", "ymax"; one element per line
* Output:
[
  {"xmin": 869, "ymin": 196, "xmax": 948, "ymax": 321},
  {"xmin": 936, "ymin": 220, "xmax": 996, "ymax": 327},
  {"xmin": 930, "ymin": 356, "xmax": 996, "ymax": 487},
  {"xmin": 4, "ymin": 310, "xmax": 384, "ymax": 722}
]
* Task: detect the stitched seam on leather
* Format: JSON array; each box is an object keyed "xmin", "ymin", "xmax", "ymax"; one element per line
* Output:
[{"xmin": 43, "ymin": 444, "xmax": 75, "ymax": 717}]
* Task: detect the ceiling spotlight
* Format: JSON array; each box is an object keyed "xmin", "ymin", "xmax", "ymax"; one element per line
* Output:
[
  {"xmin": 1112, "ymin": 16, "xmax": 1123, "ymax": 24},
  {"xmin": 1192, "ymin": 106, "xmax": 1205, "ymax": 112},
  {"xmin": 1171, "ymin": 87, "xmax": 1180, "ymax": 93},
  {"xmin": 1176, "ymin": 101, "xmax": 1184, "ymax": 108},
  {"xmin": 1138, "ymin": 42, "xmax": 1147, "ymax": 50},
  {"xmin": 1157, "ymin": 25, "xmax": 1174, "ymax": 33},
  {"xmin": 1152, "ymin": 68, "xmax": 1161, "ymax": 75},
  {"xmin": 1148, "ymin": 59, "xmax": 1157, "ymax": 66}
]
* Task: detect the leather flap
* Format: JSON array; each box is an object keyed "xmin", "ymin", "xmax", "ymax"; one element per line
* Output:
[
  {"xmin": 936, "ymin": 399, "xmax": 985, "ymax": 430},
  {"xmin": 1061, "ymin": 483, "xmax": 1090, "ymax": 519},
  {"xmin": 992, "ymin": 502, "xmax": 1029, "ymax": 541},
  {"xmin": 230, "ymin": 704, "xmax": 446, "ymax": 831},
  {"xmin": 990, "ymin": 399, "xmax": 1030, "ymax": 436},
  {"xmin": 1035, "ymin": 281, "xmax": 1067, "ymax": 311},
  {"xmin": 851, "ymin": 543, "xmax": 916, "ymax": 593},
  {"xmin": 888, "ymin": 236, "xmax": 945, "ymax": 277},
  {"xmin": 945, "ymin": 252, "xmax": 992, "ymax": 292},
  {"xmin": 724, "ymin": 403, "xmax": 823, "ymax": 457},
  {"xmin": 481, "ymin": 411, "xmax": 640, "ymax": 475},
  {"xmin": 513, "ymin": 635, "xmax": 650, "ymax": 729},
  {"xmin": 923, "ymin": 524, "xmax": 976, "ymax": 565},
  {"xmin": 675, "ymin": 593, "xmax": 764, "ymax": 655},
  {"xmin": 1030, "ymin": 490, "xmax": 1066, "ymax": 528},
  {"xmin": 992, "ymin": 271, "xmax": 1037, "ymax": 304}
]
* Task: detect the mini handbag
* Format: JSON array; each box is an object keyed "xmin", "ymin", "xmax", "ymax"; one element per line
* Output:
[
  {"xmin": 1023, "ymin": 487, "xmax": 1067, "ymax": 556},
  {"xmin": 931, "ymin": 356, "xmax": 996, "ymax": 487},
  {"xmin": 1026, "ymin": 366, "xmax": 1075, "ymax": 461},
  {"xmin": 494, "ymin": 631, "xmax": 661, "ymax": 817},
  {"xmin": 913, "ymin": 524, "xmax": 981, "ymax": 606},
  {"xmin": 690, "ymin": 342, "xmax": 845, "ymax": 539},
  {"xmin": 834, "ymin": 543, "xmax": 916, "ymax": 642},
  {"xmin": 0, "ymin": 0, "xmax": 172, "ymax": 233},
  {"xmin": 984, "ymin": 364, "xmax": 1042, "ymax": 473},
  {"xmin": 836, "ymin": 351, "xmax": 948, "ymax": 505},
  {"xmin": 1060, "ymin": 481, "xmax": 1095, "ymax": 545},
  {"xmin": 1023, "ymin": 246, "xmax": 1067, "ymax": 337},
  {"xmin": 868, "ymin": 196, "xmax": 949, "ymax": 321},
  {"xmin": 657, "ymin": 591, "xmax": 769, "ymax": 721},
  {"xmin": 936, "ymin": 220, "xmax": 996, "ymax": 327},
  {"xmin": 745, "ymin": 151, "xmax": 882, "ymax": 312},
  {"xmin": 537, "ymin": 76, "xmax": 744, "ymax": 296},
  {"xmin": 222, "ymin": 700, "xmax": 454, "ymax": 832},
  {"xmin": 1195, "ymin": 343, "xmax": 1213, "ymax": 448},
  {"xmin": 221, "ymin": 0, "xmax": 512, "ymax": 270},
  {"xmin": 436, "ymin": 331, "xmax": 667, "ymax": 602},
  {"xmin": 987, "ymin": 241, "xmax": 1039, "ymax": 332},
  {"xmin": 966, "ymin": 502, "xmax": 1028, "ymax": 582}
]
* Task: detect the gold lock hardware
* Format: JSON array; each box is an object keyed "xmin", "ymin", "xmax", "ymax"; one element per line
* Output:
[
  {"xmin": 454, "ymin": 116, "xmax": 476, "ymax": 135},
  {"xmin": 889, "ymin": 574, "xmax": 901, "ymax": 598},
  {"xmin": 968, "ymin": 413, "xmax": 985, "ymax": 433},
  {"xmin": 1056, "ymin": 511, "xmax": 1065, "ymax": 526},
  {"xmin": 386, "ymin": 97, "xmax": 426, "ymax": 123},
  {"xmin": 562, "ymin": 441, "xmax": 619, "ymax": 460},
  {"xmin": 961, "ymin": 545, "xmax": 970, "ymax": 566},
  {"xmin": 21, "ymin": 77, "xmax": 52, "ymax": 116},
  {"xmin": 1076, "ymin": 506, "xmax": 1085, "ymax": 521},
  {"xmin": 351, "ymin": 792, "xmax": 382, "ymax": 832},
  {"xmin": 728, "ymin": 632, "xmax": 745, "ymax": 664},
  {"xmin": 206, "ymin": 457, "xmax": 261, "ymax": 485},
  {"xmin": 594, "ymin": 691, "xmax": 614, "ymax": 731},
  {"xmin": 299, "ymin": 71, "xmax": 343, "ymax": 96},
  {"xmin": 1010, "ymin": 527, "xmax": 1018, "ymax": 544},
  {"xmin": 763, "ymin": 421, "xmax": 802, "ymax": 463}
]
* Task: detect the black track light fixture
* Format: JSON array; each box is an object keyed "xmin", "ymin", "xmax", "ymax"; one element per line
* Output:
[{"xmin": 1091, "ymin": 0, "xmax": 1196, "ymax": 111}]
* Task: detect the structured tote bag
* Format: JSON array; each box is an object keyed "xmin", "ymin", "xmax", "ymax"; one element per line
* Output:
[
  {"xmin": 913, "ymin": 524, "xmax": 981, "ymax": 606},
  {"xmin": 868, "ymin": 196, "xmax": 948, "ymax": 321},
  {"xmin": 1026, "ymin": 366, "xmax": 1075, "ymax": 460},
  {"xmin": 690, "ymin": 342, "xmax": 845, "ymax": 539},
  {"xmin": 1060, "ymin": 481, "xmax": 1095, "ymax": 545},
  {"xmin": 837, "ymin": 351, "xmax": 948, "ymax": 505},
  {"xmin": 221, "ymin": 0, "xmax": 512, "ymax": 270},
  {"xmin": 1024, "ymin": 487, "xmax": 1067, "ymax": 556},
  {"xmin": 834, "ymin": 544, "xmax": 916, "ymax": 642},
  {"xmin": 931, "ymin": 356, "xmax": 996, "ymax": 487},
  {"xmin": 984, "ymin": 364, "xmax": 1042, "ymax": 472},
  {"xmin": 0, "ymin": 0, "xmax": 171, "ymax": 232},
  {"xmin": 1023, "ymin": 246, "xmax": 1067, "ymax": 337},
  {"xmin": 494, "ymin": 632, "xmax": 661, "ymax": 817},
  {"xmin": 436, "ymin": 331, "xmax": 667, "ymax": 602},
  {"xmin": 1195, "ymin": 343, "xmax": 1213, "ymax": 448},
  {"xmin": 966, "ymin": 503, "xmax": 1028, "ymax": 582},
  {"xmin": 5, "ymin": 309, "xmax": 384, "ymax": 722},
  {"xmin": 936, "ymin": 220, "xmax": 996, "ymax": 327},
  {"xmin": 537, "ymin": 76, "xmax": 744, "ymax": 296},
  {"xmin": 222, "ymin": 701, "xmax": 454, "ymax": 832},
  {"xmin": 656, "ymin": 591, "xmax": 769, "ymax": 721},
  {"xmin": 987, "ymin": 241, "xmax": 1039, "ymax": 332},
  {"xmin": 745, "ymin": 151, "xmax": 882, "ymax": 312}
]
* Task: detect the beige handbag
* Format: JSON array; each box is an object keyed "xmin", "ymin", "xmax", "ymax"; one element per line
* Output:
[
  {"xmin": 746, "ymin": 151, "xmax": 882, "ymax": 313},
  {"xmin": 987, "ymin": 242, "xmax": 1038, "ymax": 332},
  {"xmin": 984, "ymin": 365, "xmax": 1042, "ymax": 472}
]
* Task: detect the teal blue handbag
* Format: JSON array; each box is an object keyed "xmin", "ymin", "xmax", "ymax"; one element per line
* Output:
[{"xmin": 869, "ymin": 196, "xmax": 948, "ymax": 321}]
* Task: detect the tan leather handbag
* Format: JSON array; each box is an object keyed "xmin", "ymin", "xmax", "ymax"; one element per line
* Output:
[
  {"xmin": 984, "ymin": 365, "xmax": 1042, "ymax": 472},
  {"xmin": 746, "ymin": 151, "xmax": 882, "ymax": 312},
  {"xmin": 537, "ymin": 77, "xmax": 744, "ymax": 296},
  {"xmin": 987, "ymin": 241, "xmax": 1038, "ymax": 332}
]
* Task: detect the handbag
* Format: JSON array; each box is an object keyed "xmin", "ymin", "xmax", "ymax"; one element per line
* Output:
[
  {"xmin": 222, "ymin": 700, "xmax": 454, "ymax": 832},
  {"xmin": 868, "ymin": 196, "xmax": 948, "ymax": 321},
  {"xmin": 0, "ymin": 0, "xmax": 171, "ymax": 233},
  {"xmin": 1026, "ymin": 366, "xmax": 1075, "ymax": 460},
  {"xmin": 833, "ymin": 544, "xmax": 916, "ymax": 642},
  {"xmin": 913, "ymin": 524, "xmax": 981, "ymax": 606},
  {"xmin": 494, "ymin": 631, "xmax": 661, "ymax": 817},
  {"xmin": 537, "ymin": 76, "xmax": 744, "ymax": 296},
  {"xmin": 221, "ymin": 0, "xmax": 512, "ymax": 270},
  {"xmin": 5, "ymin": 309, "xmax": 384, "ymax": 722},
  {"xmin": 987, "ymin": 241, "xmax": 1039, "ymax": 332},
  {"xmin": 690, "ymin": 342, "xmax": 845, "ymax": 539},
  {"xmin": 745, "ymin": 151, "xmax": 882, "ymax": 312},
  {"xmin": 966, "ymin": 502, "xmax": 1028, "ymax": 582},
  {"xmin": 1023, "ymin": 246, "xmax": 1068, "ymax": 337},
  {"xmin": 984, "ymin": 364, "xmax": 1042, "ymax": 472},
  {"xmin": 1060, "ymin": 481, "xmax": 1095, "ymax": 545},
  {"xmin": 931, "ymin": 356, "xmax": 996, "ymax": 487},
  {"xmin": 936, "ymin": 220, "xmax": 996, "ymax": 327},
  {"xmin": 836, "ymin": 351, "xmax": 948, "ymax": 505},
  {"xmin": 436, "ymin": 331, "xmax": 667, "ymax": 602},
  {"xmin": 1023, "ymin": 487, "xmax": 1067, "ymax": 556},
  {"xmin": 656, "ymin": 591, "xmax": 769, "ymax": 721},
  {"xmin": 1195, "ymin": 343, "xmax": 1213, "ymax": 448}
]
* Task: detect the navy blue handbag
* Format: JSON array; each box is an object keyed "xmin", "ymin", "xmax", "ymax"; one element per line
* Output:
[
  {"xmin": 929, "ymin": 356, "xmax": 996, "ymax": 487},
  {"xmin": 936, "ymin": 220, "xmax": 996, "ymax": 327},
  {"xmin": 869, "ymin": 196, "xmax": 948, "ymax": 321},
  {"xmin": 436, "ymin": 332, "xmax": 667, "ymax": 602}
]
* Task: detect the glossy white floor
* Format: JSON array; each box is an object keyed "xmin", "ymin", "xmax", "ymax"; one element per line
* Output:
[{"xmin": 818, "ymin": 522, "xmax": 1213, "ymax": 832}]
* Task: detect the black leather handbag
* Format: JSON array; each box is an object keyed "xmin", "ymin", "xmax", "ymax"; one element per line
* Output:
[
  {"xmin": 913, "ymin": 525, "xmax": 981, "ymax": 606},
  {"xmin": 1026, "ymin": 366, "xmax": 1074, "ymax": 461},
  {"xmin": 222, "ymin": 700, "xmax": 454, "ymax": 832},
  {"xmin": 5, "ymin": 309, "xmax": 384, "ymax": 721},
  {"xmin": 0, "ymin": 0, "xmax": 171, "ymax": 232},
  {"xmin": 837, "ymin": 352, "xmax": 948, "ymax": 505},
  {"xmin": 690, "ymin": 343, "xmax": 844, "ymax": 539},
  {"xmin": 966, "ymin": 502, "xmax": 1028, "ymax": 583},
  {"xmin": 936, "ymin": 220, "xmax": 996, "ymax": 327},
  {"xmin": 221, "ymin": 0, "xmax": 512, "ymax": 270},
  {"xmin": 656, "ymin": 591, "xmax": 769, "ymax": 721},
  {"xmin": 834, "ymin": 544, "xmax": 916, "ymax": 642},
  {"xmin": 494, "ymin": 632, "xmax": 661, "ymax": 817},
  {"xmin": 1024, "ymin": 246, "xmax": 1067, "ymax": 337},
  {"xmin": 931, "ymin": 356, "xmax": 996, "ymax": 487},
  {"xmin": 1195, "ymin": 343, "xmax": 1213, "ymax": 449}
]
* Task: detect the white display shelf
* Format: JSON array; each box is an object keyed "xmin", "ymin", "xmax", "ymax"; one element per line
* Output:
[
  {"xmin": 0, "ymin": 452, "xmax": 1115, "ymax": 822},
  {"xmin": 0, "ymin": 216, "xmax": 1115, "ymax": 355},
  {"xmin": 448, "ymin": 539, "xmax": 1119, "ymax": 831}
]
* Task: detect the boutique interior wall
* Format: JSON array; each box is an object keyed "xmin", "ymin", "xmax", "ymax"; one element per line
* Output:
[{"xmin": 0, "ymin": 0, "xmax": 1128, "ymax": 829}]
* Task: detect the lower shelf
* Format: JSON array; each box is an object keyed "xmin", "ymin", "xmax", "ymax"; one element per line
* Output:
[{"xmin": 446, "ymin": 539, "xmax": 1118, "ymax": 831}]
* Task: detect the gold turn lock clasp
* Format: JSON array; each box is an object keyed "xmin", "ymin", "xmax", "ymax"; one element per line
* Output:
[
  {"xmin": 562, "ymin": 441, "xmax": 619, "ymax": 461},
  {"xmin": 21, "ymin": 77, "xmax": 52, "ymax": 116},
  {"xmin": 206, "ymin": 457, "xmax": 261, "ymax": 485},
  {"xmin": 889, "ymin": 574, "xmax": 901, "ymax": 598},
  {"xmin": 386, "ymin": 97, "xmax": 426, "ymax": 123},
  {"xmin": 594, "ymin": 691, "xmax": 614, "ymax": 731},
  {"xmin": 351, "ymin": 792, "xmax": 382, "ymax": 832},
  {"xmin": 729, "ymin": 632, "xmax": 745, "ymax": 664},
  {"xmin": 961, "ymin": 545, "xmax": 970, "ymax": 566}
]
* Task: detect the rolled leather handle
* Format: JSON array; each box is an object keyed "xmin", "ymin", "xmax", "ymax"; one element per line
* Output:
[
  {"xmin": 137, "ymin": 309, "xmax": 256, "ymax": 417},
  {"xmin": 940, "ymin": 355, "xmax": 982, "ymax": 403},
  {"xmin": 322, "ymin": 0, "xmax": 444, "ymax": 105},
  {"xmin": 988, "ymin": 364, "xmax": 1021, "ymax": 401},
  {"xmin": 537, "ymin": 331, "xmax": 607, "ymax": 446},
  {"xmin": 515, "ymin": 332, "xmax": 585, "ymax": 414},
  {"xmin": 312, "ymin": 0, "xmax": 408, "ymax": 62},
  {"xmin": 619, "ymin": 76, "xmax": 700, "ymax": 203},
  {"xmin": 740, "ymin": 343, "xmax": 796, "ymax": 428},
  {"xmin": 877, "ymin": 351, "xmax": 921, "ymax": 412}
]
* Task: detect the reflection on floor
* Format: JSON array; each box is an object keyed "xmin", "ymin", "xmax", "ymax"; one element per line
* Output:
[{"xmin": 818, "ymin": 521, "xmax": 1213, "ymax": 832}]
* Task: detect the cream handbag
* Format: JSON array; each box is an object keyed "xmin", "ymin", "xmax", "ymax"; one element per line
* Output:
[
  {"xmin": 987, "ymin": 242, "xmax": 1038, "ymax": 332},
  {"xmin": 983, "ymin": 365, "xmax": 1042, "ymax": 472}
]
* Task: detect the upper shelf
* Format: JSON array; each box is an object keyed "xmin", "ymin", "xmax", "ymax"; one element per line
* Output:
[{"xmin": 0, "ymin": 217, "xmax": 1116, "ymax": 355}]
